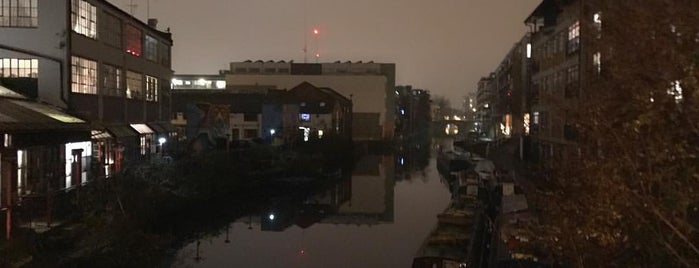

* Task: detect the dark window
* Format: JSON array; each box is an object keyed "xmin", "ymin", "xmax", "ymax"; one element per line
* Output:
[
  {"xmin": 144, "ymin": 35, "xmax": 158, "ymax": 61},
  {"xmin": 101, "ymin": 12, "xmax": 121, "ymax": 48},
  {"xmin": 101, "ymin": 64, "xmax": 122, "ymax": 96},
  {"xmin": 243, "ymin": 113, "xmax": 257, "ymax": 122},
  {"xmin": 244, "ymin": 129, "xmax": 258, "ymax": 139}
]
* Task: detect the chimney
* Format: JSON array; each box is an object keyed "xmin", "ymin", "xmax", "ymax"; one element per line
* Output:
[{"xmin": 147, "ymin": 18, "xmax": 158, "ymax": 28}]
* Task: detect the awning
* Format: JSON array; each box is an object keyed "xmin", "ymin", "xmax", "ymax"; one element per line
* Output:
[
  {"xmin": 147, "ymin": 121, "xmax": 177, "ymax": 135},
  {"xmin": 130, "ymin": 124, "xmax": 154, "ymax": 134},
  {"xmin": 0, "ymin": 97, "xmax": 88, "ymax": 132},
  {"xmin": 147, "ymin": 122, "xmax": 167, "ymax": 134},
  {"xmin": 106, "ymin": 125, "xmax": 138, "ymax": 138},
  {"xmin": 0, "ymin": 95, "xmax": 90, "ymax": 147}
]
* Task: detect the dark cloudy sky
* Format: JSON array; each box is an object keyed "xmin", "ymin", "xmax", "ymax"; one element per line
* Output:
[{"xmin": 111, "ymin": 0, "xmax": 541, "ymax": 107}]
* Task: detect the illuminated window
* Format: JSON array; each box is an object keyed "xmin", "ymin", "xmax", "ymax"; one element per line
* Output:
[
  {"xmin": 71, "ymin": 0, "xmax": 96, "ymax": 38},
  {"xmin": 144, "ymin": 35, "xmax": 158, "ymax": 61},
  {"xmin": 593, "ymin": 52, "xmax": 601, "ymax": 74},
  {"xmin": 593, "ymin": 12, "xmax": 602, "ymax": 32},
  {"xmin": 101, "ymin": 12, "xmax": 121, "ymax": 48},
  {"xmin": 17, "ymin": 149, "xmax": 27, "ymax": 195},
  {"xmin": 145, "ymin": 75, "xmax": 158, "ymax": 102},
  {"xmin": 669, "ymin": 80, "xmax": 683, "ymax": 104},
  {"xmin": 101, "ymin": 64, "xmax": 122, "ymax": 96},
  {"xmin": 0, "ymin": 58, "xmax": 38, "ymax": 78},
  {"xmin": 0, "ymin": 0, "xmax": 37, "ymax": 27},
  {"xmin": 71, "ymin": 56, "xmax": 97, "ymax": 94},
  {"xmin": 125, "ymin": 24, "xmax": 142, "ymax": 57},
  {"xmin": 567, "ymin": 20, "xmax": 580, "ymax": 53},
  {"xmin": 126, "ymin": 71, "xmax": 142, "ymax": 99},
  {"xmin": 300, "ymin": 113, "xmax": 310, "ymax": 121}
]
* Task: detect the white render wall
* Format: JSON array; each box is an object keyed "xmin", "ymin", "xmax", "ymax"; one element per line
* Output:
[{"xmin": 0, "ymin": 0, "xmax": 69, "ymax": 107}]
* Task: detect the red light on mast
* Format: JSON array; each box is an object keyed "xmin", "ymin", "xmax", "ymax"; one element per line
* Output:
[{"xmin": 313, "ymin": 29, "xmax": 319, "ymax": 35}]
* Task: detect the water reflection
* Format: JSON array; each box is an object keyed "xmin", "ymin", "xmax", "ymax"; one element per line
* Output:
[{"xmin": 174, "ymin": 143, "xmax": 450, "ymax": 268}]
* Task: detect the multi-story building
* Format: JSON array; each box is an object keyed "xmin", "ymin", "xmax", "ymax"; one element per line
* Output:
[
  {"xmin": 525, "ymin": 0, "xmax": 584, "ymax": 163},
  {"xmin": 1, "ymin": 0, "xmax": 173, "ymax": 235},
  {"xmin": 476, "ymin": 74, "xmax": 495, "ymax": 137},
  {"xmin": 224, "ymin": 61, "xmax": 396, "ymax": 141}
]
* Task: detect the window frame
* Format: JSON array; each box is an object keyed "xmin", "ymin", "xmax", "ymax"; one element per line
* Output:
[
  {"xmin": 71, "ymin": 56, "xmax": 97, "ymax": 95},
  {"xmin": 0, "ymin": 0, "xmax": 38, "ymax": 28}
]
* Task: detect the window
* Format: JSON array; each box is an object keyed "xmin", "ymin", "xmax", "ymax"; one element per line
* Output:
[
  {"xmin": 145, "ymin": 75, "xmax": 158, "ymax": 102},
  {"xmin": 243, "ymin": 113, "xmax": 258, "ymax": 122},
  {"xmin": 158, "ymin": 42, "xmax": 170, "ymax": 67},
  {"xmin": 567, "ymin": 65, "xmax": 579, "ymax": 84},
  {"xmin": 593, "ymin": 52, "xmax": 601, "ymax": 74},
  {"xmin": 0, "ymin": 58, "xmax": 38, "ymax": 78},
  {"xmin": 71, "ymin": 56, "xmax": 97, "ymax": 94},
  {"xmin": 71, "ymin": 0, "xmax": 96, "ymax": 39},
  {"xmin": 244, "ymin": 129, "xmax": 258, "ymax": 139},
  {"xmin": 144, "ymin": 35, "xmax": 158, "ymax": 61},
  {"xmin": 567, "ymin": 20, "xmax": 580, "ymax": 53},
  {"xmin": 101, "ymin": 64, "xmax": 122, "ymax": 97},
  {"xmin": 126, "ymin": 71, "xmax": 142, "ymax": 99},
  {"xmin": 17, "ymin": 149, "xmax": 27, "ymax": 195},
  {"xmin": 593, "ymin": 12, "xmax": 602, "ymax": 35},
  {"xmin": 125, "ymin": 24, "xmax": 142, "ymax": 57},
  {"xmin": 300, "ymin": 113, "xmax": 310, "ymax": 121},
  {"xmin": 101, "ymin": 12, "xmax": 121, "ymax": 48},
  {"xmin": 0, "ymin": 0, "xmax": 38, "ymax": 27}
]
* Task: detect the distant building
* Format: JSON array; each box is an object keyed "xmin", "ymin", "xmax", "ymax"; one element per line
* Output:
[
  {"xmin": 170, "ymin": 80, "xmax": 352, "ymax": 149},
  {"xmin": 224, "ymin": 61, "xmax": 396, "ymax": 141}
]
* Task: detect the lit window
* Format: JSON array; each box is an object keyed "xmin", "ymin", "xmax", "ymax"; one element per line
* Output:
[
  {"xmin": 71, "ymin": 0, "xmax": 96, "ymax": 38},
  {"xmin": 0, "ymin": 58, "xmax": 38, "ymax": 78},
  {"xmin": 669, "ymin": 80, "xmax": 683, "ymax": 104},
  {"xmin": 101, "ymin": 64, "xmax": 122, "ymax": 96},
  {"xmin": 145, "ymin": 35, "xmax": 158, "ymax": 61},
  {"xmin": 567, "ymin": 21, "xmax": 580, "ymax": 53},
  {"xmin": 71, "ymin": 56, "xmax": 97, "ymax": 94},
  {"xmin": 145, "ymin": 75, "xmax": 158, "ymax": 102},
  {"xmin": 593, "ymin": 52, "xmax": 601, "ymax": 74},
  {"xmin": 126, "ymin": 71, "xmax": 142, "ymax": 99},
  {"xmin": 125, "ymin": 24, "xmax": 142, "ymax": 57},
  {"xmin": 319, "ymin": 102, "xmax": 326, "ymax": 107},
  {"xmin": 526, "ymin": 43, "xmax": 532, "ymax": 58},
  {"xmin": 0, "ymin": 0, "xmax": 37, "ymax": 27},
  {"xmin": 300, "ymin": 113, "xmax": 310, "ymax": 121},
  {"xmin": 101, "ymin": 12, "xmax": 121, "ymax": 48}
]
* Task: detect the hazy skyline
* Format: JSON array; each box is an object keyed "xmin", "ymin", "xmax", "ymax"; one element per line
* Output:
[{"xmin": 110, "ymin": 0, "xmax": 541, "ymax": 107}]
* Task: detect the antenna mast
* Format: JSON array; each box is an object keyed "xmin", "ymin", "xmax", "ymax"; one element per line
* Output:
[{"xmin": 303, "ymin": 0, "xmax": 308, "ymax": 63}]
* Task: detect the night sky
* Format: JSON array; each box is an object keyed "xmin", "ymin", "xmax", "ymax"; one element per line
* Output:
[{"xmin": 110, "ymin": 0, "xmax": 540, "ymax": 107}]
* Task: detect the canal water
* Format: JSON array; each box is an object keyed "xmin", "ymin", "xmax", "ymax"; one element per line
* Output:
[{"xmin": 173, "ymin": 152, "xmax": 450, "ymax": 268}]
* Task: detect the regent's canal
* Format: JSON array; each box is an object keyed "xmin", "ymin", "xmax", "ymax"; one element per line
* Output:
[{"xmin": 172, "ymin": 151, "xmax": 451, "ymax": 267}]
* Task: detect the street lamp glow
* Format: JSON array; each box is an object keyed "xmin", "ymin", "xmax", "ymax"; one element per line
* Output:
[
  {"xmin": 269, "ymin": 214, "xmax": 275, "ymax": 220},
  {"xmin": 158, "ymin": 137, "xmax": 166, "ymax": 145},
  {"xmin": 270, "ymin": 129, "xmax": 276, "ymax": 136}
]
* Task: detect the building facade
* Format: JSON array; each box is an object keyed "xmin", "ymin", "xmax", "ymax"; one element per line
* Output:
[{"xmin": 224, "ymin": 61, "xmax": 396, "ymax": 141}]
